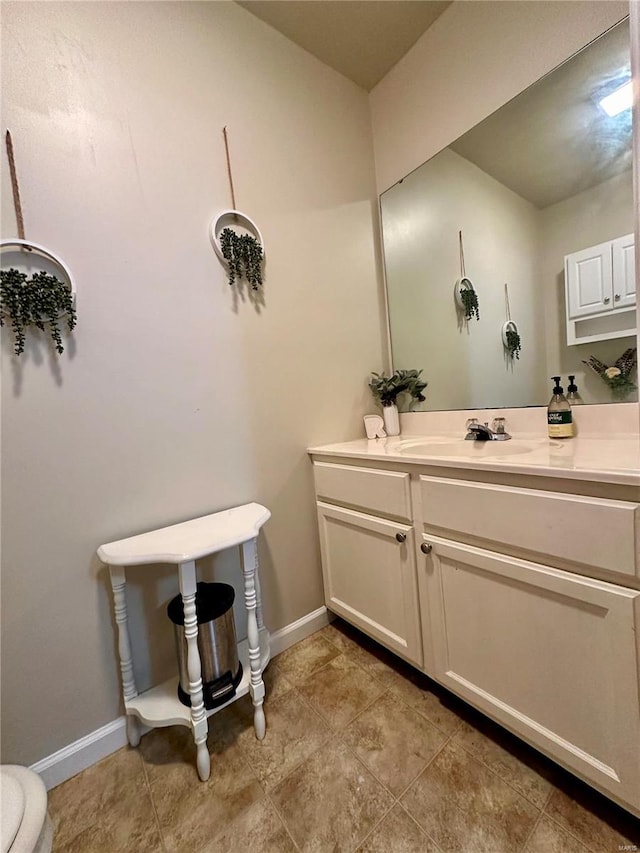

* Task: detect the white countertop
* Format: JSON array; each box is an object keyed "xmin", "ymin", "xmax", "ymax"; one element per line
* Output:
[{"xmin": 308, "ymin": 435, "xmax": 640, "ymax": 487}]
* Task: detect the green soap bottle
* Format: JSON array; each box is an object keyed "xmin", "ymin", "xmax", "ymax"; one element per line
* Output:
[{"xmin": 548, "ymin": 376, "xmax": 574, "ymax": 439}]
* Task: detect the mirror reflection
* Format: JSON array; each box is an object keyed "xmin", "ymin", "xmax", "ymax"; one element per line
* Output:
[{"xmin": 381, "ymin": 18, "xmax": 635, "ymax": 411}]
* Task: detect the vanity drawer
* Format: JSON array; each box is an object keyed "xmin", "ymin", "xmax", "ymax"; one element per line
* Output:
[
  {"xmin": 313, "ymin": 462, "xmax": 411, "ymax": 521},
  {"xmin": 419, "ymin": 475, "xmax": 639, "ymax": 578}
]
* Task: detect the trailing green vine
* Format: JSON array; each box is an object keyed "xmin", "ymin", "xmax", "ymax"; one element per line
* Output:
[
  {"xmin": 460, "ymin": 286, "xmax": 480, "ymax": 322},
  {"xmin": 219, "ymin": 228, "xmax": 264, "ymax": 290},
  {"xmin": 0, "ymin": 268, "xmax": 76, "ymax": 355},
  {"xmin": 505, "ymin": 326, "xmax": 521, "ymax": 360}
]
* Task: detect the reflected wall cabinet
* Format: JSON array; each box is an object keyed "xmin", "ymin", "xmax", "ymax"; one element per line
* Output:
[{"xmin": 565, "ymin": 233, "xmax": 636, "ymax": 345}]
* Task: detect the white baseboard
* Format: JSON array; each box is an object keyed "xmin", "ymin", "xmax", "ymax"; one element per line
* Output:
[{"xmin": 30, "ymin": 605, "xmax": 330, "ymax": 791}]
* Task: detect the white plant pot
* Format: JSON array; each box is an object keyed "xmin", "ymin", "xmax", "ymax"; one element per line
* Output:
[{"xmin": 382, "ymin": 403, "xmax": 400, "ymax": 436}]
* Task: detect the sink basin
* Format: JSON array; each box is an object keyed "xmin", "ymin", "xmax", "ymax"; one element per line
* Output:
[{"xmin": 397, "ymin": 440, "xmax": 537, "ymax": 458}]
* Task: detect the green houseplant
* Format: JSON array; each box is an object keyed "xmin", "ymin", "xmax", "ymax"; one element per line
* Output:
[
  {"xmin": 369, "ymin": 369, "xmax": 428, "ymax": 411},
  {"xmin": 219, "ymin": 227, "xmax": 264, "ymax": 290},
  {"xmin": 0, "ymin": 267, "xmax": 76, "ymax": 355}
]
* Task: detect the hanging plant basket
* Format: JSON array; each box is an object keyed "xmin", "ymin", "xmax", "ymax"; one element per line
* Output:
[
  {"xmin": 0, "ymin": 239, "xmax": 77, "ymax": 355},
  {"xmin": 209, "ymin": 209, "xmax": 265, "ymax": 290},
  {"xmin": 454, "ymin": 277, "xmax": 480, "ymax": 321},
  {"xmin": 502, "ymin": 320, "xmax": 521, "ymax": 360}
]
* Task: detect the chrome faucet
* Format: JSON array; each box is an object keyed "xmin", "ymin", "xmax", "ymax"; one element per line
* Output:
[{"xmin": 464, "ymin": 417, "xmax": 511, "ymax": 441}]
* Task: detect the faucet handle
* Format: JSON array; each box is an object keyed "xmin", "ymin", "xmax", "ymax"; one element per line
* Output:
[
  {"xmin": 492, "ymin": 417, "xmax": 506, "ymax": 434},
  {"xmin": 465, "ymin": 417, "xmax": 478, "ymax": 430}
]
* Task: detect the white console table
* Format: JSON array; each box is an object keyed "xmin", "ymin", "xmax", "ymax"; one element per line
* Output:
[{"xmin": 97, "ymin": 503, "xmax": 271, "ymax": 781}]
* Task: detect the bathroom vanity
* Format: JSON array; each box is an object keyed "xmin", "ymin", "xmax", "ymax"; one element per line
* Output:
[{"xmin": 308, "ymin": 433, "xmax": 640, "ymax": 817}]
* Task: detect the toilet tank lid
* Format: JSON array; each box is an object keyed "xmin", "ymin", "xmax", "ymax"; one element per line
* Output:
[{"xmin": 1, "ymin": 771, "xmax": 25, "ymax": 853}]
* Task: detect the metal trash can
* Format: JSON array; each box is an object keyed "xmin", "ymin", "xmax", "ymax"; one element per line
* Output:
[{"xmin": 167, "ymin": 582, "xmax": 242, "ymax": 710}]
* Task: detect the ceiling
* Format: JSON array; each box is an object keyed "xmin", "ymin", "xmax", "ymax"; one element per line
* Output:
[
  {"xmin": 236, "ymin": 0, "xmax": 451, "ymax": 91},
  {"xmin": 449, "ymin": 18, "xmax": 631, "ymax": 209}
]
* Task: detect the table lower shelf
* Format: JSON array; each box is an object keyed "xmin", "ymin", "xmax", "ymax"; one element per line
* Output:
[{"xmin": 125, "ymin": 628, "xmax": 270, "ymax": 728}]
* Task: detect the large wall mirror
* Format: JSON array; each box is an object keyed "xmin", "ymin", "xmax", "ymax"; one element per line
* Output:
[{"xmin": 381, "ymin": 17, "xmax": 635, "ymax": 411}]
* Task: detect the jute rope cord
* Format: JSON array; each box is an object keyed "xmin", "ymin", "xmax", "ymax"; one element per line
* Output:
[
  {"xmin": 505, "ymin": 282, "xmax": 512, "ymax": 321},
  {"xmin": 458, "ymin": 230, "xmax": 466, "ymax": 278},
  {"xmin": 222, "ymin": 126, "xmax": 237, "ymax": 211},
  {"xmin": 5, "ymin": 130, "xmax": 26, "ymax": 241}
]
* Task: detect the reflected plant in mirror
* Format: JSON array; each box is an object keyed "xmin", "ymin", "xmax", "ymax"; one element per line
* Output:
[
  {"xmin": 380, "ymin": 17, "xmax": 635, "ymax": 411},
  {"xmin": 583, "ymin": 348, "xmax": 637, "ymax": 400}
]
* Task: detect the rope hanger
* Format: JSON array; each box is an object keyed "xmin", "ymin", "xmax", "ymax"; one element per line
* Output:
[
  {"xmin": 458, "ymin": 230, "xmax": 466, "ymax": 278},
  {"xmin": 222, "ymin": 126, "xmax": 237, "ymax": 211},
  {"xmin": 505, "ymin": 283, "xmax": 512, "ymax": 321},
  {"xmin": 6, "ymin": 130, "xmax": 26, "ymax": 241}
]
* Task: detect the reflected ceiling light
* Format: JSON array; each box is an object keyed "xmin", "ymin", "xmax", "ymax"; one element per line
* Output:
[{"xmin": 599, "ymin": 80, "xmax": 633, "ymax": 117}]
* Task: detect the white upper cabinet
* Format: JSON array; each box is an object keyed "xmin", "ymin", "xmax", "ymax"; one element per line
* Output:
[
  {"xmin": 612, "ymin": 233, "xmax": 636, "ymax": 309},
  {"xmin": 565, "ymin": 234, "xmax": 636, "ymax": 345}
]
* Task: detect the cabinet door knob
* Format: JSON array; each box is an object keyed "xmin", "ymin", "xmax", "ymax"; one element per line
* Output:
[
  {"xmin": 604, "ymin": 296, "xmax": 611, "ymax": 304},
  {"xmin": 421, "ymin": 542, "xmax": 432, "ymax": 554},
  {"xmin": 395, "ymin": 532, "xmax": 406, "ymax": 543},
  {"xmin": 615, "ymin": 293, "xmax": 621, "ymax": 301}
]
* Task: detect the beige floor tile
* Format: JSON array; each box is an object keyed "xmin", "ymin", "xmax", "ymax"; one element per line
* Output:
[
  {"xmin": 401, "ymin": 740, "xmax": 540, "ymax": 853},
  {"xmin": 545, "ymin": 782, "xmax": 640, "ymax": 852},
  {"xmin": 49, "ymin": 746, "xmax": 146, "ymax": 848},
  {"xmin": 263, "ymin": 660, "xmax": 295, "ymax": 702},
  {"xmin": 151, "ymin": 747, "xmax": 264, "ymax": 852},
  {"xmin": 272, "ymin": 633, "xmax": 341, "ymax": 684},
  {"xmin": 53, "ymin": 789, "xmax": 163, "ymax": 853},
  {"xmin": 344, "ymin": 691, "xmax": 447, "ymax": 796},
  {"xmin": 453, "ymin": 719, "xmax": 554, "ymax": 809},
  {"xmin": 379, "ymin": 666, "xmax": 467, "ymax": 735},
  {"xmin": 234, "ymin": 688, "xmax": 332, "ymax": 790},
  {"xmin": 357, "ymin": 804, "xmax": 441, "ymax": 853},
  {"xmin": 271, "ymin": 739, "xmax": 394, "ymax": 853},
  {"xmin": 201, "ymin": 796, "xmax": 297, "ymax": 853},
  {"xmin": 298, "ymin": 655, "xmax": 385, "ymax": 730},
  {"xmin": 524, "ymin": 816, "xmax": 592, "ymax": 853},
  {"xmin": 318, "ymin": 620, "xmax": 362, "ymax": 654}
]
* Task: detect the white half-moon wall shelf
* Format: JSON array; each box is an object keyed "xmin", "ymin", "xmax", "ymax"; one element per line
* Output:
[
  {"xmin": 209, "ymin": 209, "xmax": 265, "ymax": 266},
  {"xmin": 0, "ymin": 238, "xmax": 77, "ymax": 309}
]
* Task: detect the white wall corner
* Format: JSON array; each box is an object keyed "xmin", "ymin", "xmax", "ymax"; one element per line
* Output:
[{"xmin": 30, "ymin": 605, "xmax": 332, "ymax": 791}]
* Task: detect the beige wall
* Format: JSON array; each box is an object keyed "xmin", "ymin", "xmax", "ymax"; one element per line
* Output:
[
  {"xmin": 370, "ymin": 1, "xmax": 629, "ymax": 194},
  {"xmin": 0, "ymin": 1, "xmax": 383, "ymax": 765},
  {"xmin": 540, "ymin": 171, "xmax": 637, "ymax": 403},
  {"xmin": 382, "ymin": 148, "xmax": 545, "ymax": 410}
]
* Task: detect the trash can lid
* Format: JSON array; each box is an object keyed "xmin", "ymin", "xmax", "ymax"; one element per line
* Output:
[{"xmin": 167, "ymin": 582, "xmax": 235, "ymax": 625}]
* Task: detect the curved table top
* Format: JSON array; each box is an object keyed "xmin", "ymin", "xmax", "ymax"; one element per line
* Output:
[{"xmin": 97, "ymin": 503, "xmax": 271, "ymax": 566}]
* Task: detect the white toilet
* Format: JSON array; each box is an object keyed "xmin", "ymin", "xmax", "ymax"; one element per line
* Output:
[{"xmin": 0, "ymin": 766, "xmax": 53, "ymax": 853}]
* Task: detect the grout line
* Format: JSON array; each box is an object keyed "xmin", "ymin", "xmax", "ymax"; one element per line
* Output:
[
  {"xmin": 139, "ymin": 750, "xmax": 168, "ymax": 853},
  {"xmin": 539, "ymin": 812, "xmax": 604, "ymax": 853},
  {"xmin": 450, "ymin": 731, "xmax": 554, "ymax": 812},
  {"xmin": 397, "ymin": 800, "xmax": 446, "ymax": 852},
  {"xmin": 520, "ymin": 808, "xmax": 545, "ymax": 852},
  {"xmin": 265, "ymin": 789, "xmax": 302, "ymax": 853},
  {"xmin": 348, "ymin": 797, "xmax": 397, "ymax": 853}
]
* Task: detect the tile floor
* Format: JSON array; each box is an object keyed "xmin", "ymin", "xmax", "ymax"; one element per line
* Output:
[{"xmin": 49, "ymin": 619, "xmax": 640, "ymax": 852}]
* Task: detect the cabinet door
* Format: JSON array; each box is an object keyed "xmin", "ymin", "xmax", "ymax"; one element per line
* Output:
[
  {"xmin": 565, "ymin": 241, "xmax": 613, "ymax": 318},
  {"xmin": 316, "ymin": 502, "xmax": 422, "ymax": 665},
  {"xmin": 423, "ymin": 535, "xmax": 640, "ymax": 808},
  {"xmin": 612, "ymin": 234, "xmax": 636, "ymax": 309}
]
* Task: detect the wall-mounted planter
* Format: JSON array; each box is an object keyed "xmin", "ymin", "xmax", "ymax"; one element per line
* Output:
[
  {"xmin": 0, "ymin": 238, "xmax": 77, "ymax": 355},
  {"xmin": 209, "ymin": 209, "xmax": 265, "ymax": 290},
  {"xmin": 502, "ymin": 320, "xmax": 521, "ymax": 360},
  {"xmin": 454, "ymin": 277, "xmax": 480, "ymax": 321}
]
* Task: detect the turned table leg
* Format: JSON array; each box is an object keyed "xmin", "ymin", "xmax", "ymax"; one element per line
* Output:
[
  {"xmin": 178, "ymin": 560, "xmax": 210, "ymax": 782},
  {"xmin": 241, "ymin": 538, "xmax": 266, "ymax": 739},
  {"xmin": 109, "ymin": 565, "xmax": 141, "ymax": 748}
]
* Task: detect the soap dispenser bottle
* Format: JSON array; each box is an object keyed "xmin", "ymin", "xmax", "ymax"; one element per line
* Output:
[
  {"xmin": 566, "ymin": 375, "xmax": 584, "ymax": 405},
  {"xmin": 548, "ymin": 376, "xmax": 574, "ymax": 439}
]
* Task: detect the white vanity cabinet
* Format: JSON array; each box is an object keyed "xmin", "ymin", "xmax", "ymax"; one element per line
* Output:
[
  {"xmin": 313, "ymin": 461, "xmax": 423, "ymax": 666},
  {"xmin": 310, "ymin": 454, "xmax": 640, "ymax": 817},
  {"xmin": 565, "ymin": 233, "xmax": 636, "ymax": 345}
]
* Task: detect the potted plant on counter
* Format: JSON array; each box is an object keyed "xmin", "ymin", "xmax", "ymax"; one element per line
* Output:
[{"xmin": 369, "ymin": 369, "xmax": 428, "ymax": 436}]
